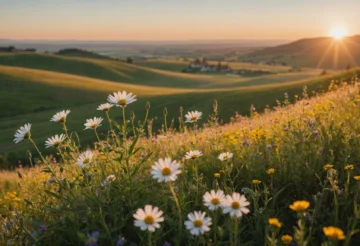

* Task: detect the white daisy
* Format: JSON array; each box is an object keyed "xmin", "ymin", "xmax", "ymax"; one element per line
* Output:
[
  {"xmin": 76, "ymin": 150, "xmax": 94, "ymax": 168},
  {"xmin": 185, "ymin": 150, "xmax": 203, "ymax": 160},
  {"xmin": 218, "ymin": 152, "xmax": 233, "ymax": 161},
  {"xmin": 102, "ymin": 174, "xmax": 116, "ymax": 186},
  {"xmin": 133, "ymin": 205, "xmax": 164, "ymax": 232},
  {"xmin": 151, "ymin": 158, "xmax": 181, "ymax": 182},
  {"xmin": 13, "ymin": 123, "xmax": 31, "ymax": 144},
  {"xmin": 45, "ymin": 134, "xmax": 66, "ymax": 148},
  {"xmin": 222, "ymin": 192, "xmax": 250, "ymax": 218},
  {"xmin": 50, "ymin": 110, "xmax": 71, "ymax": 123},
  {"xmin": 203, "ymin": 190, "xmax": 225, "ymax": 211},
  {"xmin": 185, "ymin": 111, "xmax": 202, "ymax": 123},
  {"xmin": 184, "ymin": 211, "xmax": 212, "ymax": 236},
  {"xmin": 84, "ymin": 117, "xmax": 103, "ymax": 130},
  {"xmin": 97, "ymin": 103, "xmax": 113, "ymax": 112},
  {"xmin": 107, "ymin": 91, "xmax": 137, "ymax": 107}
]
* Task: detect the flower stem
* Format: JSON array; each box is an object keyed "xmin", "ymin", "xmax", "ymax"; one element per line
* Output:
[
  {"xmin": 234, "ymin": 216, "xmax": 239, "ymax": 246},
  {"xmin": 148, "ymin": 231, "xmax": 152, "ymax": 246},
  {"xmin": 122, "ymin": 106, "xmax": 127, "ymax": 155},
  {"xmin": 168, "ymin": 181, "xmax": 182, "ymax": 245},
  {"xmin": 94, "ymin": 128, "xmax": 101, "ymax": 143},
  {"xmin": 213, "ymin": 210, "xmax": 218, "ymax": 246},
  {"xmin": 29, "ymin": 138, "xmax": 46, "ymax": 163}
]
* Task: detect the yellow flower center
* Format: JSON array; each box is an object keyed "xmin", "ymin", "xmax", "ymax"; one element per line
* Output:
[
  {"xmin": 193, "ymin": 219, "xmax": 203, "ymax": 228},
  {"xmin": 211, "ymin": 197, "xmax": 220, "ymax": 205},
  {"xmin": 83, "ymin": 158, "xmax": 90, "ymax": 164},
  {"xmin": 24, "ymin": 132, "xmax": 31, "ymax": 139},
  {"xmin": 190, "ymin": 116, "xmax": 197, "ymax": 121},
  {"xmin": 53, "ymin": 141, "xmax": 60, "ymax": 147},
  {"xmin": 103, "ymin": 107, "xmax": 109, "ymax": 112},
  {"xmin": 223, "ymin": 155, "xmax": 228, "ymax": 160},
  {"xmin": 191, "ymin": 154, "xmax": 198, "ymax": 159},
  {"xmin": 59, "ymin": 117, "xmax": 65, "ymax": 123},
  {"xmin": 161, "ymin": 167, "xmax": 171, "ymax": 176},
  {"xmin": 231, "ymin": 201, "xmax": 240, "ymax": 209},
  {"xmin": 118, "ymin": 99, "xmax": 127, "ymax": 105},
  {"xmin": 91, "ymin": 124, "xmax": 98, "ymax": 129},
  {"xmin": 144, "ymin": 215, "xmax": 155, "ymax": 225}
]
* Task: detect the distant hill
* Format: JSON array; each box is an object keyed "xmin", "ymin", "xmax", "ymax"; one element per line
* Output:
[
  {"xmin": 242, "ymin": 35, "xmax": 360, "ymax": 69},
  {"xmin": 55, "ymin": 48, "xmax": 113, "ymax": 60}
]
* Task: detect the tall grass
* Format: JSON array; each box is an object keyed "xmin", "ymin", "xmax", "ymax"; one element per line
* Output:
[{"xmin": 1, "ymin": 79, "xmax": 360, "ymax": 245}]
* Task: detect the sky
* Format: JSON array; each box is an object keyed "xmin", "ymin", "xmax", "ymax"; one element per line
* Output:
[{"xmin": 0, "ymin": 0, "xmax": 359, "ymax": 41}]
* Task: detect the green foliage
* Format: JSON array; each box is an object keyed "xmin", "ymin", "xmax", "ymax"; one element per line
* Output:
[{"xmin": 2, "ymin": 81, "xmax": 360, "ymax": 245}]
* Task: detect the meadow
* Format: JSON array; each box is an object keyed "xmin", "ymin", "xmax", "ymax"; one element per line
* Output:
[
  {"xmin": 0, "ymin": 52, "xmax": 353, "ymax": 163},
  {"xmin": 1, "ymin": 78, "xmax": 360, "ymax": 245}
]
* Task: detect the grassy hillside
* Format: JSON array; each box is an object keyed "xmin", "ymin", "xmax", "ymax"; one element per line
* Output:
[
  {"xmin": 55, "ymin": 48, "xmax": 114, "ymax": 60},
  {"xmin": 0, "ymin": 63, "xmax": 358, "ymax": 160},
  {"xmin": 242, "ymin": 35, "xmax": 360, "ymax": 69}
]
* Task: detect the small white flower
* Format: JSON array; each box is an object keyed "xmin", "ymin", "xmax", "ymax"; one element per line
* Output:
[
  {"xmin": 107, "ymin": 91, "xmax": 137, "ymax": 107},
  {"xmin": 84, "ymin": 117, "xmax": 103, "ymax": 130},
  {"xmin": 50, "ymin": 110, "xmax": 71, "ymax": 123},
  {"xmin": 102, "ymin": 174, "xmax": 116, "ymax": 186},
  {"xmin": 222, "ymin": 192, "xmax": 250, "ymax": 218},
  {"xmin": 151, "ymin": 158, "xmax": 181, "ymax": 182},
  {"xmin": 184, "ymin": 211, "xmax": 212, "ymax": 236},
  {"xmin": 13, "ymin": 123, "xmax": 31, "ymax": 144},
  {"xmin": 133, "ymin": 205, "xmax": 164, "ymax": 232},
  {"xmin": 76, "ymin": 150, "xmax": 93, "ymax": 168},
  {"xmin": 45, "ymin": 134, "xmax": 66, "ymax": 148},
  {"xmin": 185, "ymin": 111, "xmax": 202, "ymax": 123},
  {"xmin": 218, "ymin": 152, "xmax": 233, "ymax": 161},
  {"xmin": 203, "ymin": 190, "xmax": 225, "ymax": 211},
  {"xmin": 185, "ymin": 150, "xmax": 203, "ymax": 160},
  {"xmin": 97, "ymin": 103, "xmax": 113, "ymax": 112}
]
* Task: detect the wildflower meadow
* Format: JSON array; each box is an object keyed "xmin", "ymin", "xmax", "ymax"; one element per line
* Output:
[{"xmin": 2, "ymin": 79, "xmax": 360, "ymax": 245}]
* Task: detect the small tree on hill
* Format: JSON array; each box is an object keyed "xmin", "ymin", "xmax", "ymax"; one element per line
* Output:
[{"xmin": 126, "ymin": 57, "xmax": 133, "ymax": 64}]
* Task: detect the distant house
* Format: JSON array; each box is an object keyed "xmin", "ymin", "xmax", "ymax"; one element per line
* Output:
[{"xmin": 188, "ymin": 58, "xmax": 231, "ymax": 73}]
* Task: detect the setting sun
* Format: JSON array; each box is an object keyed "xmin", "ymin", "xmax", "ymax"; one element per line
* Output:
[{"xmin": 330, "ymin": 25, "xmax": 347, "ymax": 39}]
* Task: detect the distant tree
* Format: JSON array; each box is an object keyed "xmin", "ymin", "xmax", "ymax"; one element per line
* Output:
[
  {"xmin": 194, "ymin": 58, "xmax": 201, "ymax": 65},
  {"xmin": 25, "ymin": 48, "xmax": 36, "ymax": 52},
  {"xmin": 320, "ymin": 69, "xmax": 327, "ymax": 76},
  {"xmin": 8, "ymin": 46, "xmax": 16, "ymax": 52},
  {"xmin": 217, "ymin": 61, "xmax": 222, "ymax": 71},
  {"xmin": 126, "ymin": 57, "xmax": 133, "ymax": 64},
  {"xmin": 202, "ymin": 57, "xmax": 208, "ymax": 65}
]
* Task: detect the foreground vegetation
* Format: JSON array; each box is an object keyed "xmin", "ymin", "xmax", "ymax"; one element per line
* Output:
[{"xmin": 1, "ymin": 78, "xmax": 360, "ymax": 245}]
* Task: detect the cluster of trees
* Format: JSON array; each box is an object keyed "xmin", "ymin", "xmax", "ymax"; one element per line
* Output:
[{"xmin": 0, "ymin": 46, "xmax": 36, "ymax": 52}]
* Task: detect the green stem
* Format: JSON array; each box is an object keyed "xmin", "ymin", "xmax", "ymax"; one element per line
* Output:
[
  {"xmin": 57, "ymin": 146, "xmax": 66, "ymax": 164},
  {"xmin": 61, "ymin": 122, "xmax": 70, "ymax": 140},
  {"xmin": 148, "ymin": 231, "xmax": 152, "ymax": 246},
  {"xmin": 106, "ymin": 111, "xmax": 119, "ymax": 147},
  {"xmin": 94, "ymin": 128, "xmax": 101, "ymax": 143},
  {"xmin": 122, "ymin": 106, "xmax": 127, "ymax": 155},
  {"xmin": 234, "ymin": 216, "xmax": 239, "ymax": 246},
  {"xmin": 213, "ymin": 210, "xmax": 218, "ymax": 246},
  {"xmin": 29, "ymin": 138, "xmax": 46, "ymax": 163},
  {"xmin": 168, "ymin": 181, "xmax": 182, "ymax": 245}
]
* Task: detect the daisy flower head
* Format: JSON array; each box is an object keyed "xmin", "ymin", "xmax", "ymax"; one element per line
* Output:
[
  {"xmin": 218, "ymin": 152, "xmax": 233, "ymax": 161},
  {"xmin": 102, "ymin": 174, "xmax": 116, "ymax": 186},
  {"xmin": 84, "ymin": 117, "xmax": 103, "ymax": 130},
  {"xmin": 133, "ymin": 205, "xmax": 164, "ymax": 232},
  {"xmin": 76, "ymin": 150, "xmax": 94, "ymax": 168},
  {"xmin": 222, "ymin": 192, "xmax": 250, "ymax": 218},
  {"xmin": 14, "ymin": 123, "xmax": 31, "ymax": 144},
  {"xmin": 107, "ymin": 91, "xmax": 137, "ymax": 107},
  {"xmin": 151, "ymin": 157, "xmax": 181, "ymax": 182},
  {"xmin": 289, "ymin": 200, "xmax": 310, "ymax": 212},
  {"xmin": 50, "ymin": 110, "xmax": 70, "ymax": 123},
  {"xmin": 185, "ymin": 110, "xmax": 202, "ymax": 123},
  {"xmin": 97, "ymin": 103, "xmax": 113, "ymax": 112},
  {"xmin": 45, "ymin": 134, "xmax": 66, "ymax": 148},
  {"xmin": 184, "ymin": 211, "xmax": 212, "ymax": 236},
  {"xmin": 185, "ymin": 150, "xmax": 203, "ymax": 160},
  {"xmin": 203, "ymin": 190, "xmax": 225, "ymax": 211}
]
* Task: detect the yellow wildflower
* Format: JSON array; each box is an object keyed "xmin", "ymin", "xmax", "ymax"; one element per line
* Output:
[
  {"xmin": 281, "ymin": 235, "xmax": 293, "ymax": 245},
  {"xmin": 268, "ymin": 218, "xmax": 281, "ymax": 228},
  {"xmin": 354, "ymin": 176, "xmax": 360, "ymax": 181},
  {"xmin": 344, "ymin": 164, "xmax": 354, "ymax": 171},
  {"xmin": 289, "ymin": 200, "xmax": 310, "ymax": 212},
  {"xmin": 266, "ymin": 168, "xmax": 275, "ymax": 175},
  {"xmin": 323, "ymin": 164, "xmax": 333, "ymax": 171},
  {"xmin": 252, "ymin": 180, "xmax": 261, "ymax": 185},
  {"xmin": 214, "ymin": 173, "xmax": 220, "ymax": 178},
  {"xmin": 323, "ymin": 226, "xmax": 345, "ymax": 240}
]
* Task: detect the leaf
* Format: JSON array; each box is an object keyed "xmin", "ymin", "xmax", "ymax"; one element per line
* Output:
[
  {"xmin": 44, "ymin": 190, "xmax": 62, "ymax": 200},
  {"xmin": 17, "ymin": 170, "xmax": 23, "ymax": 179},
  {"xmin": 24, "ymin": 199, "xmax": 33, "ymax": 205}
]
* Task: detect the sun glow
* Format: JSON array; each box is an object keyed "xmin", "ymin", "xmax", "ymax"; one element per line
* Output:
[{"xmin": 330, "ymin": 25, "xmax": 347, "ymax": 40}]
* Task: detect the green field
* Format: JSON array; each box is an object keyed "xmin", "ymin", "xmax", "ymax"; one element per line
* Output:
[{"xmin": 0, "ymin": 52, "xmax": 358, "ymax": 161}]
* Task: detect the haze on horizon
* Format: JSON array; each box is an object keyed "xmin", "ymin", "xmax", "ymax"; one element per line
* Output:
[{"xmin": 0, "ymin": 0, "xmax": 359, "ymax": 41}]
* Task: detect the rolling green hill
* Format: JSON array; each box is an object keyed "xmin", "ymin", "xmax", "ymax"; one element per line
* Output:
[
  {"xmin": 242, "ymin": 35, "xmax": 360, "ymax": 69},
  {"xmin": 0, "ymin": 62, "xmax": 358, "ymax": 161}
]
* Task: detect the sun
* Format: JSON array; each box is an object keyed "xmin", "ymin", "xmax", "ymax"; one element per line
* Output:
[{"xmin": 330, "ymin": 25, "xmax": 347, "ymax": 40}]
